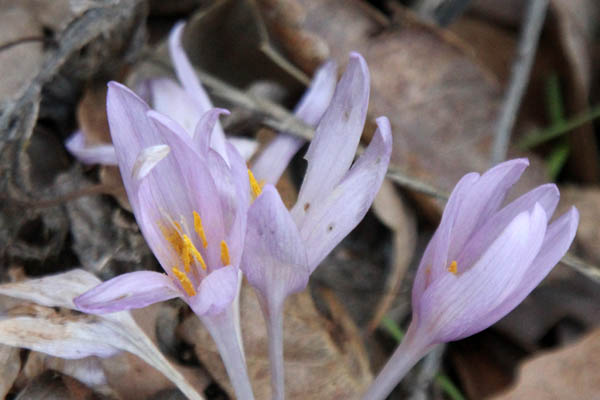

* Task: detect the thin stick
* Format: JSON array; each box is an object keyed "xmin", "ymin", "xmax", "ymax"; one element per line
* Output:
[{"xmin": 491, "ymin": 0, "xmax": 549, "ymax": 165}]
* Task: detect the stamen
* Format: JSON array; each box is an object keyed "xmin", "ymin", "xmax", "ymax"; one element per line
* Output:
[
  {"xmin": 183, "ymin": 234, "xmax": 207, "ymax": 270},
  {"xmin": 220, "ymin": 240, "xmax": 230, "ymax": 266},
  {"xmin": 161, "ymin": 225, "xmax": 184, "ymax": 255},
  {"xmin": 448, "ymin": 260, "xmax": 458, "ymax": 275},
  {"xmin": 193, "ymin": 211, "xmax": 208, "ymax": 248},
  {"xmin": 172, "ymin": 267, "xmax": 196, "ymax": 296},
  {"xmin": 248, "ymin": 169, "xmax": 262, "ymax": 200}
]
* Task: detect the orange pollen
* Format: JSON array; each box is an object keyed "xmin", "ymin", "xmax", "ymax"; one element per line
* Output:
[
  {"xmin": 448, "ymin": 260, "xmax": 458, "ymax": 275},
  {"xmin": 193, "ymin": 211, "xmax": 208, "ymax": 248},
  {"xmin": 220, "ymin": 240, "xmax": 230, "ymax": 266},
  {"xmin": 172, "ymin": 267, "xmax": 196, "ymax": 296},
  {"xmin": 183, "ymin": 234, "xmax": 206, "ymax": 271},
  {"xmin": 248, "ymin": 169, "xmax": 262, "ymax": 200}
]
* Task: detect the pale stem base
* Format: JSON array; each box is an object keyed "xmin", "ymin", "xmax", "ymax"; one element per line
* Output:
[
  {"xmin": 201, "ymin": 305, "xmax": 255, "ymax": 400},
  {"xmin": 361, "ymin": 326, "xmax": 434, "ymax": 400},
  {"xmin": 257, "ymin": 293, "xmax": 286, "ymax": 400}
]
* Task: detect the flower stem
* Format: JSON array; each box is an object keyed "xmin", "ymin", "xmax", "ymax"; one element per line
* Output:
[
  {"xmin": 361, "ymin": 326, "xmax": 433, "ymax": 400},
  {"xmin": 256, "ymin": 293, "xmax": 286, "ymax": 400},
  {"xmin": 201, "ymin": 306, "xmax": 255, "ymax": 400}
]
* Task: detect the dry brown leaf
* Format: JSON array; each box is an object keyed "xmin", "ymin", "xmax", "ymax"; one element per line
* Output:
[
  {"xmin": 0, "ymin": 344, "xmax": 21, "ymax": 398},
  {"xmin": 491, "ymin": 328, "xmax": 600, "ymax": 399},
  {"xmin": 15, "ymin": 369, "xmax": 112, "ymax": 400},
  {"xmin": 367, "ymin": 179, "xmax": 417, "ymax": 332},
  {"xmin": 0, "ymin": 270, "xmax": 205, "ymax": 400},
  {"xmin": 179, "ymin": 281, "xmax": 372, "ymax": 399}
]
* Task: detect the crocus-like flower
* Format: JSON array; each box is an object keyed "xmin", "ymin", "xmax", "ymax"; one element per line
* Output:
[
  {"xmin": 241, "ymin": 53, "xmax": 393, "ymax": 400},
  {"xmin": 362, "ymin": 158, "xmax": 579, "ymax": 400},
  {"xmin": 73, "ymin": 23, "xmax": 258, "ymax": 400}
]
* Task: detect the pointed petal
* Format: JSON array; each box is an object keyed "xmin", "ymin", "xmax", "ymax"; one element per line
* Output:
[
  {"xmin": 252, "ymin": 60, "xmax": 338, "ymax": 185},
  {"xmin": 189, "ymin": 266, "xmax": 238, "ymax": 316},
  {"xmin": 418, "ymin": 204, "xmax": 548, "ymax": 342},
  {"xmin": 242, "ymin": 185, "xmax": 310, "ymax": 299},
  {"xmin": 456, "ymin": 184, "xmax": 559, "ymax": 271},
  {"xmin": 295, "ymin": 53, "xmax": 369, "ymax": 209},
  {"xmin": 148, "ymin": 78, "xmax": 200, "ymax": 134},
  {"xmin": 65, "ymin": 131, "xmax": 118, "ymax": 165},
  {"xmin": 168, "ymin": 22, "xmax": 228, "ymax": 161},
  {"xmin": 106, "ymin": 81, "xmax": 170, "ymax": 211},
  {"xmin": 293, "ymin": 117, "xmax": 392, "ymax": 271},
  {"xmin": 447, "ymin": 158, "xmax": 529, "ymax": 261},
  {"xmin": 193, "ymin": 108, "xmax": 230, "ymax": 156},
  {"xmin": 411, "ymin": 172, "xmax": 479, "ymax": 306},
  {"xmin": 73, "ymin": 271, "xmax": 179, "ymax": 314},
  {"xmin": 488, "ymin": 206, "xmax": 579, "ymax": 321}
]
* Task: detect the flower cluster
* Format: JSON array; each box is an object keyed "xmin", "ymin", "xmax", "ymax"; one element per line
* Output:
[{"xmin": 71, "ymin": 21, "xmax": 578, "ymax": 400}]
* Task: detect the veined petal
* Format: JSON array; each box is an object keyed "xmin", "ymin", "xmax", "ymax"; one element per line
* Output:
[
  {"xmin": 294, "ymin": 117, "xmax": 392, "ymax": 272},
  {"xmin": 413, "ymin": 172, "xmax": 479, "ymax": 303},
  {"xmin": 456, "ymin": 184, "xmax": 559, "ymax": 271},
  {"xmin": 73, "ymin": 271, "xmax": 179, "ymax": 314},
  {"xmin": 242, "ymin": 185, "xmax": 310, "ymax": 298},
  {"xmin": 447, "ymin": 158, "xmax": 529, "ymax": 261},
  {"xmin": 252, "ymin": 60, "xmax": 338, "ymax": 185},
  {"xmin": 106, "ymin": 81, "xmax": 170, "ymax": 211},
  {"xmin": 65, "ymin": 131, "xmax": 118, "ymax": 165},
  {"xmin": 295, "ymin": 53, "xmax": 369, "ymax": 210},
  {"xmin": 488, "ymin": 206, "xmax": 579, "ymax": 321},
  {"xmin": 193, "ymin": 108, "xmax": 230, "ymax": 156},
  {"xmin": 418, "ymin": 204, "xmax": 548, "ymax": 342},
  {"xmin": 168, "ymin": 22, "xmax": 228, "ymax": 162},
  {"xmin": 189, "ymin": 265, "xmax": 238, "ymax": 316}
]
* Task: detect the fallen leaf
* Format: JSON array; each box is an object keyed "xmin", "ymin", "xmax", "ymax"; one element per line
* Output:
[
  {"xmin": 15, "ymin": 369, "xmax": 112, "ymax": 400},
  {"xmin": 0, "ymin": 269, "xmax": 205, "ymax": 400},
  {"xmin": 491, "ymin": 327, "xmax": 600, "ymax": 399},
  {"xmin": 0, "ymin": 344, "xmax": 21, "ymax": 398}
]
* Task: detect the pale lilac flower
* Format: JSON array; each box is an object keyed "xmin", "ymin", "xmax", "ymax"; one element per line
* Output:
[
  {"xmin": 362, "ymin": 158, "xmax": 579, "ymax": 400},
  {"xmin": 73, "ymin": 76, "xmax": 256, "ymax": 398},
  {"xmin": 241, "ymin": 53, "xmax": 393, "ymax": 400}
]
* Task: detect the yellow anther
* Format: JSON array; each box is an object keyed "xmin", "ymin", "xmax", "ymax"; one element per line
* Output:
[
  {"xmin": 183, "ymin": 234, "xmax": 207, "ymax": 270},
  {"xmin": 193, "ymin": 211, "xmax": 208, "ymax": 248},
  {"xmin": 161, "ymin": 225, "xmax": 184, "ymax": 255},
  {"xmin": 448, "ymin": 260, "xmax": 458, "ymax": 275},
  {"xmin": 173, "ymin": 221, "xmax": 182, "ymax": 231},
  {"xmin": 248, "ymin": 169, "xmax": 262, "ymax": 200},
  {"xmin": 172, "ymin": 267, "xmax": 196, "ymax": 297},
  {"xmin": 220, "ymin": 240, "xmax": 230, "ymax": 266}
]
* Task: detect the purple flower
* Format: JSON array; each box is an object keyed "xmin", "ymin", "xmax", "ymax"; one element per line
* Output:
[
  {"xmin": 240, "ymin": 53, "xmax": 393, "ymax": 399},
  {"xmin": 74, "ymin": 22, "xmax": 257, "ymax": 400},
  {"xmin": 362, "ymin": 158, "xmax": 579, "ymax": 400}
]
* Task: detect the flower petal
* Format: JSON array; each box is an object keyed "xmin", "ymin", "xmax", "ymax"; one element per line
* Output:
[
  {"xmin": 411, "ymin": 171, "xmax": 479, "ymax": 307},
  {"xmin": 73, "ymin": 271, "xmax": 179, "ymax": 314},
  {"xmin": 65, "ymin": 131, "xmax": 118, "ymax": 165},
  {"xmin": 148, "ymin": 78, "xmax": 200, "ymax": 134},
  {"xmin": 293, "ymin": 116, "xmax": 392, "ymax": 271},
  {"xmin": 242, "ymin": 185, "xmax": 310, "ymax": 299},
  {"xmin": 193, "ymin": 108, "xmax": 230, "ymax": 156},
  {"xmin": 168, "ymin": 22, "xmax": 228, "ymax": 161},
  {"xmin": 189, "ymin": 265, "xmax": 238, "ymax": 316},
  {"xmin": 294, "ymin": 53, "xmax": 369, "ymax": 210},
  {"xmin": 447, "ymin": 158, "xmax": 529, "ymax": 261},
  {"xmin": 489, "ymin": 206, "xmax": 579, "ymax": 321},
  {"xmin": 418, "ymin": 204, "xmax": 548, "ymax": 342},
  {"xmin": 456, "ymin": 184, "xmax": 559, "ymax": 271},
  {"xmin": 106, "ymin": 81, "xmax": 170, "ymax": 211},
  {"xmin": 131, "ymin": 144, "xmax": 170, "ymax": 180},
  {"xmin": 252, "ymin": 60, "xmax": 338, "ymax": 185}
]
